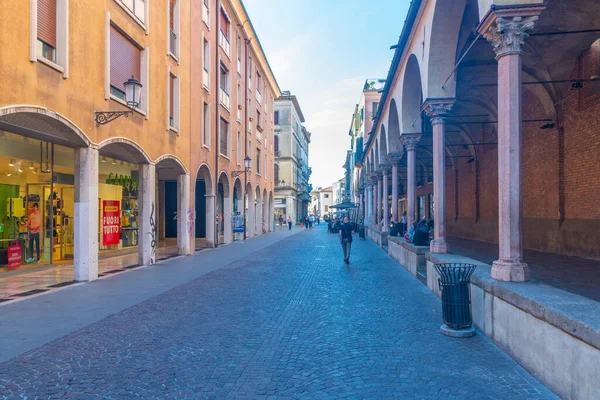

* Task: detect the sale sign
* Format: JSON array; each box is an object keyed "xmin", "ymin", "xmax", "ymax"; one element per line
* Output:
[{"xmin": 102, "ymin": 200, "xmax": 121, "ymax": 246}]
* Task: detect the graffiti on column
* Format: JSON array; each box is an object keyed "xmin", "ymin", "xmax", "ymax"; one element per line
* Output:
[
  {"xmin": 187, "ymin": 209, "xmax": 194, "ymax": 235},
  {"xmin": 150, "ymin": 202, "xmax": 156, "ymax": 264}
]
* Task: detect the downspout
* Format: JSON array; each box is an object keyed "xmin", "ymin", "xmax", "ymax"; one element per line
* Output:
[{"xmin": 214, "ymin": 0, "xmax": 220, "ymax": 247}]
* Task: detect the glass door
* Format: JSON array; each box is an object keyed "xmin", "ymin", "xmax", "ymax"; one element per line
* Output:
[{"xmin": 60, "ymin": 186, "xmax": 74, "ymax": 259}]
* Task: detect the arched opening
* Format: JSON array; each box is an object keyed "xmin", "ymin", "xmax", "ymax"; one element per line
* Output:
[
  {"xmin": 232, "ymin": 178, "xmax": 243, "ymax": 241},
  {"xmin": 245, "ymin": 182, "xmax": 255, "ymax": 237},
  {"xmin": 268, "ymin": 191, "xmax": 274, "ymax": 232},
  {"xmin": 155, "ymin": 155, "xmax": 188, "ymax": 257},
  {"xmin": 388, "ymin": 99, "xmax": 403, "ymax": 155},
  {"xmin": 401, "ymin": 54, "xmax": 424, "ymax": 134},
  {"xmin": 216, "ymin": 172, "xmax": 231, "ymax": 245},
  {"xmin": 262, "ymin": 188, "xmax": 268, "ymax": 234},
  {"xmin": 379, "ymin": 125, "xmax": 388, "ymax": 164},
  {"xmin": 195, "ymin": 164, "xmax": 214, "ymax": 249},
  {"xmin": 0, "ymin": 106, "xmax": 95, "ymax": 280},
  {"xmin": 254, "ymin": 186, "xmax": 262, "ymax": 235},
  {"xmin": 97, "ymin": 138, "xmax": 154, "ymax": 267}
]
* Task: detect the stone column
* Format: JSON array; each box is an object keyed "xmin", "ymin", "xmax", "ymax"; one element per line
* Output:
[
  {"xmin": 376, "ymin": 173, "xmax": 382, "ymax": 228},
  {"xmin": 74, "ymin": 147, "xmax": 98, "ymax": 282},
  {"xmin": 204, "ymin": 193, "xmax": 216, "ymax": 247},
  {"xmin": 177, "ymin": 173, "xmax": 191, "ymax": 255},
  {"xmin": 223, "ymin": 192, "xmax": 233, "ymax": 244},
  {"xmin": 366, "ymin": 183, "xmax": 373, "ymax": 227},
  {"xmin": 401, "ymin": 134, "xmax": 421, "ymax": 230},
  {"xmin": 388, "ymin": 153, "xmax": 402, "ymax": 223},
  {"xmin": 381, "ymin": 164, "xmax": 390, "ymax": 228},
  {"xmin": 423, "ymin": 99, "xmax": 455, "ymax": 254},
  {"xmin": 480, "ymin": 7, "xmax": 543, "ymax": 281},
  {"xmin": 139, "ymin": 163, "xmax": 156, "ymax": 265}
]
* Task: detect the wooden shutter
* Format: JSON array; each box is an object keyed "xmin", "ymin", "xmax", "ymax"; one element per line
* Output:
[
  {"xmin": 220, "ymin": 119, "xmax": 228, "ymax": 155},
  {"xmin": 169, "ymin": 0, "xmax": 176, "ymax": 30},
  {"xmin": 38, "ymin": 0, "xmax": 57, "ymax": 47},
  {"xmin": 110, "ymin": 27, "xmax": 141, "ymax": 92}
]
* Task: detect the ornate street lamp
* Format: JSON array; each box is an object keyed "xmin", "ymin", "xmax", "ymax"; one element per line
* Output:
[
  {"xmin": 95, "ymin": 76, "xmax": 143, "ymax": 126},
  {"xmin": 233, "ymin": 155, "xmax": 252, "ymax": 240}
]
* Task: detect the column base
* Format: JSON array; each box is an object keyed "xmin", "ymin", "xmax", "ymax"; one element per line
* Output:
[
  {"xmin": 491, "ymin": 260, "xmax": 530, "ymax": 282},
  {"xmin": 429, "ymin": 239, "xmax": 449, "ymax": 254}
]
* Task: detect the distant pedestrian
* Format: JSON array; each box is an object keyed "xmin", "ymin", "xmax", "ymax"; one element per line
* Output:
[
  {"xmin": 338, "ymin": 216, "xmax": 355, "ymax": 264},
  {"xmin": 305, "ymin": 215, "xmax": 310, "ymax": 229},
  {"xmin": 309, "ymin": 214, "xmax": 314, "ymax": 228},
  {"xmin": 278, "ymin": 215, "xmax": 284, "ymax": 231},
  {"xmin": 287, "ymin": 216, "xmax": 293, "ymax": 230},
  {"xmin": 400, "ymin": 211, "xmax": 407, "ymax": 235}
]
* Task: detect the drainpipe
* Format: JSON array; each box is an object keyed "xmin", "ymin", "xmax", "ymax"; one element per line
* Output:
[{"xmin": 213, "ymin": 0, "xmax": 220, "ymax": 247}]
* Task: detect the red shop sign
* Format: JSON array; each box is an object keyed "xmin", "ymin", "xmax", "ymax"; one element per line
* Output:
[
  {"xmin": 8, "ymin": 240, "xmax": 22, "ymax": 270},
  {"xmin": 102, "ymin": 200, "xmax": 121, "ymax": 246}
]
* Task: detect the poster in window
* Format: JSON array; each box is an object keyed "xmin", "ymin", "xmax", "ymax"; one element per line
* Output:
[{"xmin": 102, "ymin": 200, "xmax": 121, "ymax": 246}]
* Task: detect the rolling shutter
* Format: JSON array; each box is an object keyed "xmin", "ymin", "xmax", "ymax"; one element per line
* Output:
[
  {"xmin": 110, "ymin": 27, "xmax": 141, "ymax": 93},
  {"xmin": 38, "ymin": 0, "xmax": 57, "ymax": 47},
  {"xmin": 220, "ymin": 10, "xmax": 229, "ymax": 39}
]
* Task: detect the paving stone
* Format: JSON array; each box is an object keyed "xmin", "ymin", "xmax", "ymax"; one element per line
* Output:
[{"xmin": 0, "ymin": 226, "xmax": 557, "ymax": 399}]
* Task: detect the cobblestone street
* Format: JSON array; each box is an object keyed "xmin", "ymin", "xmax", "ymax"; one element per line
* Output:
[{"xmin": 0, "ymin": 226, "xmax": 556, "ymax": 399}]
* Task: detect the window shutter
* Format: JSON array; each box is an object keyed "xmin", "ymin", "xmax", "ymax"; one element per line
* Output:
[
  {"xmin": 110, "ymin": 27, "xmax": 141, "ymax": 93},
  {"xmin": 38, "ymin": 0, "xmax": 57, "ymax": 47},
  {"xmin": 220, "ymin": 10, "xmax": 229, "ymax": 38},
  {"xmin": 170, "ymin": 0, "xmax": 176, "ymax": 30},
  {"xmin": 220, "ymin": 119, "xmax": 228, "ymax": 155}
]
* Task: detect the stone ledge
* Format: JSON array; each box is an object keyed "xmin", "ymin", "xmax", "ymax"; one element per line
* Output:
[
  {"xmin": 426, "ymin": 252, "xmax": 600, "ymax": 351},
  {"xmin": 388, "ymin": 237, "xmax": 428, "ymax": 255}
]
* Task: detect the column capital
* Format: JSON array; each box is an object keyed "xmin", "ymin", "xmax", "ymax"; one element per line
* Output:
[
  {"xmin": 379, "ymin": 163, "xmax": 391, "ymax": 174},
  {"xmin": 401, "ymin": 134, "xmax": 422, "ymax": 151},
  {"xmin": 477, "ymin": 5, "xmax": 545, "ymax": 59},
  {"xmin": 387, "ymin": 152, "xmax": 403, "ymax": 165},
  {"xmin": 422, "ymin": 98, "xmax": 455, "ymax": 125}
]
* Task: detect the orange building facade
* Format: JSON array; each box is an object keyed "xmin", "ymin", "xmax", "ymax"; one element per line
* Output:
[{"xmin": 0, "ymin": 0, "xmax": 279, "ymax": 281}]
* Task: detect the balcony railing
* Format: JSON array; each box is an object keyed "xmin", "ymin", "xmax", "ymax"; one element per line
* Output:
[
  {"xmin": 202, "ymin": 2, "xmax": 209, "ymax": 26},
  {"xmin": 202, "ymin": 69, "xmax": 209, "ymax": 90},
  {"xmin": 219, "ymin": 88, "xmax": 230, "ymax": 110},
  {"xmin": 169, "ymin": 29, "xmax": 177, "ymax": 57},
  {"xmin": 256, "ymin": 90, "xmax": 262, "ymax": 104},
  {"xmin": 219, "ymin": 31, "xmax": 230, "ymax": 57}
]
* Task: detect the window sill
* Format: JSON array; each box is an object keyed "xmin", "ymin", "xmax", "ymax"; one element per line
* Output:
[
  {"xmin": 220, "ymin": 101, "xmax": 231, "ymax": 113},
  {"xmin": 202, "ymin": 144, "xmax": 210, "ymax": 150},
  {"xmin": 168, "ymin": 51, "xmax": 180, "ymax": 64},
  {"xmin": 219, "ymin": 153, "xmax": 231, "ymax": 161},
  {"xmin": 203, "ymin": 19, "xmax": 210, "ymax": 30},
  {"xmin": 109, "ymin": 95, "xmax": 147, "ymax": 117},
  {"xmin": 169, "ymin": 126, "xmax": 179, "ymax": 134},
  {"xmin": 113, "ymin": 1, "xmax": 147, "ymax": 32},
  {"xmin": 37, "ymin": 57, "xmax": 64, "ymax": 74},
  {"xmin": 203, "ymin": 84, "xmax": 210, "ymax": 93}
]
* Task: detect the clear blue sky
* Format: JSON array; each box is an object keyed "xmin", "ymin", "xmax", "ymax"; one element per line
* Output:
[{"xmin": 243, "ymin": 0, "xmax": 411, "ymax": 188}]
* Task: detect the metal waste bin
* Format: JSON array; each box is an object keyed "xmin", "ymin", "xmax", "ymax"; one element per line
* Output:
[{"xmin": 434, "ymin": 263, "xmax": 477, "ymax": 337}]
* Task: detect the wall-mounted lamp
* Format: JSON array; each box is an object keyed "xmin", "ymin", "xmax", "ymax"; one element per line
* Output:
[{"xmin": 95, "ymin": 77, "xmax": 142, "ymax": 126}]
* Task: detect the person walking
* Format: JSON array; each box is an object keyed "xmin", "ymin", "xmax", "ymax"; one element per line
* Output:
[
  {"xmin": 287, "ymin": 216, "xmax": 293, "ymax": 230},
  {"xmin": 309, "ymin": 214, "xmax": 314, "ymax": 229},
  {"xmin": 278, "ymin": 215, "xmax": 284, "ymax": 231},
  {"xmin": 26, "ymin": 203, "xmax": 41, "ymax": 263},
  {"xmin": 338, "ymin": 216, "xmax": 355, "ymax": 264}
]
